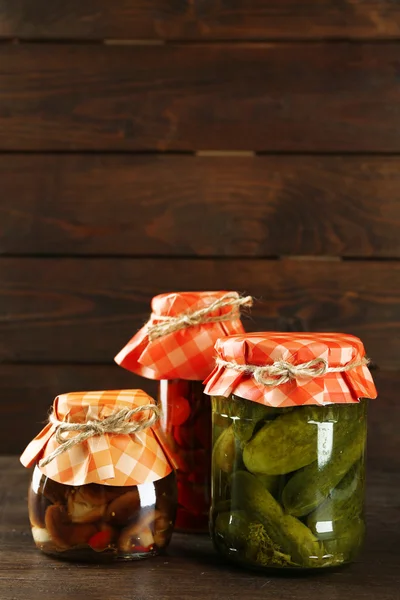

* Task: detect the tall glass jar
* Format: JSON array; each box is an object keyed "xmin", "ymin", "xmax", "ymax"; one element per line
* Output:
[
  {"xmin": 21, "ymin": 389, "xmax": 177, "ymax": 561},
  {"xmin": 115, "ymin": 291, "xmax": 252, "ymax": 532},
  {"xmin": 204, "ymin": 332, "xmax": 377, "ymax": 571},
  {"xmin": 159, "ymin": 379, "xmax": 211, "ymax": 532}
]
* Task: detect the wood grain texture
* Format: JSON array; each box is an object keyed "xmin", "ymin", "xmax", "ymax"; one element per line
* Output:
[
  {"xmin": 1, "ymin": 44, "xmax": 400, "ymax": 151},
  {"xmin": 1, "ymin": 154, "xmax": 400, "ymax": 258},
  {"xmin": 0, "ymin": 365, "xmax": 157, "ymax": 453},
  {"xmin": 0, "ymin": 258, "xmax": 398, "ymax": 368},
  {"xmin": 0, "ymin": 457, "xmax": 399, "ymax": 599},
  {"xmin": 367, "ymin": 370, "xmax": 400, "ymax": 472},
  {"xmin": 0, "ymin": 365, "xmax": 394, "ymax": 458},
  {"xmin": 1, "ymin": 0, "xmax": 400, "ymax": 40}
]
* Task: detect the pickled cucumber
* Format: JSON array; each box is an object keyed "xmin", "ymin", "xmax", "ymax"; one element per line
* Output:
[
  {"xmin": 212, "ymin": 426, "xmax": 240, "ymax": 474},
  {"xmin": 323, "ymin": 519, "xmax": 365, "ymax": 563},
  {"xmin": 212, "ymin": 395, "xmax": 285, "ymax": 444},
  {"xmin": 245, "ymin": 522, "xmax": 294, "ymax": 567},
  {"xmin": 255, "ymin": 474, "xmax": 280, "ymax": 497},
  {"xmin": 307, "ymin": 461, "xmax": 364, "ymax": 531},
  {"xmin": 243, "ymin": 403, "xmax": 365, "ymax": 476},
  {"xmin": 243, "ymin": 406, "xmax": 322, "ymax": 475},
  {"xmin": 214, "ymin": 510, "xmax": 251, "ymax": 548},
  {"xmin": 231, "ymin": 471, "xmax": 324, "ymax": 567},
  {"xmin": 282, "ymin": 418, "xmax": 366, "ymax": 516}
]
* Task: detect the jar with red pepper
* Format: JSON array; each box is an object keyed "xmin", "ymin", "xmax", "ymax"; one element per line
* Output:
[{"xmin": 115, "ymin": 291, "xmax": 252, "ymax": 532}]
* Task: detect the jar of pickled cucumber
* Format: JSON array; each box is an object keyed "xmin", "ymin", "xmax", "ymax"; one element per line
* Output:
[
  {"xmin": 204, "ymin": 333, "xmax": 377, "ymax": 571},
  {"xmin": 21, "ymin": 389, "xmax": 177, "ymax": 560},
  {"xmin": 115, "ymin": 291, "xmax": 252, "ymax": 532}
]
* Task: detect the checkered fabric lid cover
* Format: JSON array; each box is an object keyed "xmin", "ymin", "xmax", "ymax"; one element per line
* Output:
[
  {"xmin": 115, "ymin": 291, "xmax": 246, "ymax": 381},
  {"xmin": 204, "ymin": 333, "xmax": 377, "ymax": 406},
  {"xmin": 20, "ymin": 389, "xmax": 173, "ymax": 486}
]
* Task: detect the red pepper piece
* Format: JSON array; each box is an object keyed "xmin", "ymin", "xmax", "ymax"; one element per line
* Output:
[
  {"xmin": 169, "ymin": 395, "xmax": 191, "ymax": 427},
  {"xmin": 173, "ymin": 425, "xmax": 197, "ymax": 450},
  {"xmin": 88, "ymin": 529, "xmax": 113, "ymax": 551},
  {"xmin": 133, "ymin": 545, "xmax": 153, "ymax": 553},
  {"xmin": 177, "ymin": 481, "xmax": 209, "ymax": 515},
  {"xmin": 175, "ymin": 508, "xmax": 209, "ymax": 532},
  {"xmin": 166, "ymin": 380, "xmax": 191, "ymax": 398},
  {"xmin": 187, "ymin": 471, "xmax": 206, "ymax": 484}
]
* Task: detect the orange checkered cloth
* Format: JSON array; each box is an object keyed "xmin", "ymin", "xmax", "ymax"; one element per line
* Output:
[
  {"xmin": 20, "ymin": 390, "xmax": 173, "ymax": 486},
  {"xmin": 115, "ymin": 291, "xmax": 247, "ymax": 380},
  {"xmin": 204, "ymin": 333, "xmax": 377, "ymax": 406}
]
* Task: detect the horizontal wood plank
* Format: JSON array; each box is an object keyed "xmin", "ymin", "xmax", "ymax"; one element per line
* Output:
[
  {"xmin": 1, "ymin": 1, "xmax": 400, "ymax": 40},
  {"xmin": 0, "ymin": 365, "xmax": 156, "ymax": 453},
  {"xmin": 1, "ymin": 154, "xmax": 400, "ymax": 258},
  {"xmin": 0, "ymin": 365, "xmax": 395, "ymax": 461},
  {"xmin": 1, "ymin": 44, "xmax": 400, "ymax": 151},
  {"xmin": 0, "ymin": 258, "xmax": 398, "ymax": 368}
]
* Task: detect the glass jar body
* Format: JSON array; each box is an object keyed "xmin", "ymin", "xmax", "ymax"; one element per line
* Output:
[
  {"xmin": 159, "ymin": 379, "xmax": 211, "ymax": 532},
  {"xmin": 28, "ymin": 467, "xmax": 177, "ymax": 561},
  {"xmin": 211, "ymin": 395, "xmax": 367, "ymax": 571}
]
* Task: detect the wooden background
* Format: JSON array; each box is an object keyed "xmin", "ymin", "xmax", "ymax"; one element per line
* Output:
[{"xmin": 0, "ymin": 1, "xmax": 399, "ymax": 457}]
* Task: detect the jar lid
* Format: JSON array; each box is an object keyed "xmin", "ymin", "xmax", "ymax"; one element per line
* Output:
[
  {"xmin": 20, "ymin": 389, "xmax": 173, "ymax": 486},
  {"xmin": 204, "ymin": 332, "xmax": 377, "ymax": 406},
  {"xmin": 115, "ymin": 291, "xmax": 252, "ymax": 380}
]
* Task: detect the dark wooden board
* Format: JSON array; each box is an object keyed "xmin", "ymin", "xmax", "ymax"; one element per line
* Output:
[
  {"xmin": 0, "ymin": 365, "xmax": 394, "ymax": 460},
  {"xmin": 1, "ymin": 44, "xmax": 400, "ymax": 151},
  {"xmin": 0, "ymin": 364, "xmax": 157, "ymax": 453},
  {"xmin": 0, "ymin": 258, "xmax": 398, "ymax": 368},
  {"xmin": 1, "ymin": 0, "xmax": 400, "ymax": 40},
  {"xmin": 0, "ymin": 457, "xmax": 399, "ymax": 600},
  {"xmin": 367, "ymin": 370, "xmax": 400, "ymax": 472},
  {"xmin": 1, "ymin": 154, "xmax": 400, "ymax": 258}
]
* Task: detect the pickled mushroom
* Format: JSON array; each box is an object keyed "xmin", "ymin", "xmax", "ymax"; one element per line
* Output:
[{"xmin": 106, "ymin": 489, "xmax": 141, "ymax": 526}]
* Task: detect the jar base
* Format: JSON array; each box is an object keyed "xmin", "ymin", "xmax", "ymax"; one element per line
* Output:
[
  {"xmin": 36, "ymin": 546, "xmax": 160, "ymax": 563},
  {"xmin": 216, "ymin": 544, "xmax": 356, "ymax": 575}
]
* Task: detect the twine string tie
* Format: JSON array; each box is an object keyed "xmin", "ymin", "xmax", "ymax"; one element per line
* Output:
[
  {"xmin": 216, "ymin": 356, "xmax": 370, "ymax": 387},
  {"xmin": 39, "ymin": 404, "xmax": 160, "ymax": 468},
  {"xmin": 147, "ymin": 293, "xmax": 253, "ymax": 341}
]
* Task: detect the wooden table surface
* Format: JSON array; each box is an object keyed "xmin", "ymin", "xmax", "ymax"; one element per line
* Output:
[{"xmin": 0, "ymin": 456, "xmax": 399, "ymax": 600}]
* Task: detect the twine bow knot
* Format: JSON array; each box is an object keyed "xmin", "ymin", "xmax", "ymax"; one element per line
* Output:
[
  {"xmin": 39, "ymin": 404, "xmax": 160, "ymax": 468},
  {"xmin": 147, "ymin": 293, "xmax": 253, "ymax": 341},
  {"xmin": 216, "ymin": 356, "xmax": 369, "ymax": 387}
]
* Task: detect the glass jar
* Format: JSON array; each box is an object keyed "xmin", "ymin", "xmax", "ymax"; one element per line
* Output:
[
  {"xmin": 114, "ymin": 291, "xmax": 252, "ymax": 533},
  {"xmin": 204, "ymin": 332, "xmax": 377, "ymax": 571},
  {"xmin": 21, "ymin": 389, "xmax": 178, "ymax": 561},
  {"xmin": 29, "ymin": 466, "xmax": 177, "ymax": 561},
  {"xmin": 211, "ymin": 394, "xmax": 367, "ymax": 570},
  {"xmin": 159, "ymin": 379, "xmax": 211, "ymax": 532}
]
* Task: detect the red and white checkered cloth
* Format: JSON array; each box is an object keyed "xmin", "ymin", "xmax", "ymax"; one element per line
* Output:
[
  {"xmin": 204, "ymin": 333, "xmax": 377, "ymax": 406},
  {"xmin": 20, "ymin": 390, "xmax": 173, "ymax": 486},
  {"xmin": 115, "ymin": 291, "xmax": 246, "ymax": 380}
]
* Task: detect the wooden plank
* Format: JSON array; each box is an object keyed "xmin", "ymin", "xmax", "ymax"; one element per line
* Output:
[
  {"xmin": 0, "ymin": 364, "xmax": 393, "ymax": 458},
  {"xmin": 1, "ymin": 154, "xmax": 400, "ymax": 258},
  {"xmin": 367, "ymin": 370, "xmax": 400, "ymax": 472},
  {"xmin": 0, "ymin": 258, "xmax": 398, "ymax": 368},
  {"xmin": 1, "ymin": 1, "xmax": 400, "ymax": 40},
  {"xmin": 1, "ymin": 44, "xmax": 400, "ymax": 151},
  {"xmin": 0, "ymin": 365, "xmax": 156, "ymax": 454}
]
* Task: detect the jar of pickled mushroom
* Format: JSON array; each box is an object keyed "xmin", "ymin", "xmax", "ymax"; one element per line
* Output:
[
  {"xmin": 20, "ymin": 389, "xmax": 177, "ymax": 560},
  {"xmin": 115, "ymin": 291, "xmax": 252, "ymax": 532},
  {"xmin": 204, "ymin": 333, "xmax": 377, "ymax": 571}
]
